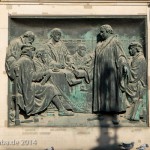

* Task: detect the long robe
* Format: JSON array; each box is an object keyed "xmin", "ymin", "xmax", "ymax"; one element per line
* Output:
[
  {"xmin": 33, "ymin": 56, "xmax": 73, "ymax": 110},
  {"xmin": 125, "ymin": 52, "xmax": 147, "ymax": 120},
  {"xmin": 126, "ymin": 52, "xmax": 147, "ymax": 99},
  {"xmin": 16, "ymin": 54, "xmax": 60, "ymax": 115},
  {"xmin": 46, "ymin": 39, "xmax": 70, "ymax": 67},
  {"xmin": 93, "ymin": 35, "xmax": 127, "ymax": 113}
]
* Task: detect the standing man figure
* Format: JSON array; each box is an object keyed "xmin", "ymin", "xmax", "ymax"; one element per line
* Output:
[
  {"xmin": 93, "ymin": 24, "xmax": 128, "ymax": 124},
  {"xmin": 126, "ymin": 42, "xmax": 147, "ymax": 121}
]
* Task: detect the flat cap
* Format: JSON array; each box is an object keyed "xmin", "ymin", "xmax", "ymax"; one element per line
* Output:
[{"xmin": 128, "ymin": 42, "xmax": 142, "ymax": 49}]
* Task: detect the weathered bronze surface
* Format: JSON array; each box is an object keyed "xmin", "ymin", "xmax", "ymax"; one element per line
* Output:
[{"xmin": 6, "ymin": 17, "xmax": 148, "ymax": 126}]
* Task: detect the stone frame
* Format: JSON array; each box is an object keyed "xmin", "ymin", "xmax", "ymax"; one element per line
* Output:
[{"xmin": 0, "ymin": 3, "xmax": 150, "ymax": 149}]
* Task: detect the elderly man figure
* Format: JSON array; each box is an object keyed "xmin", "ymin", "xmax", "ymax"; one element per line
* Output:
[
  {"xmin": 14, "ymin": 45, "xmax": 74, "ymax": 116},
  {"xmin": 93, "ymin": 24, "xmax": 128, "ymax": 124},
  {"xmin": 6, "ymin": 31, "xmax": 35, "ymax": 80},
  {"xmin": 6, "ymin": 31, "xmax": 35, "ymax": 121},
  {"xmin": 125, "ymin": 42, "xmax": 147, "ymax": 121}
]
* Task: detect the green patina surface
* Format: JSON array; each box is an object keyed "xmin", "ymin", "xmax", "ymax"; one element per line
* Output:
[{"xmin": 8, "ymin": 17, "xmax": 148, "ymax": 126}]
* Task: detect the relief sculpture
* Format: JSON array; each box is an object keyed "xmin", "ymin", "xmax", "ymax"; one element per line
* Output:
[
  {"xmin": 6, "ymin": 18, "xmax": 147, "ymax": 127},
  {"xmin": 125, "ymin": 42, "xmax": 147, "ymax": 122},
  {"xmin": 93, "ymin": 24, "xmax": 129, "ymax": 124}
]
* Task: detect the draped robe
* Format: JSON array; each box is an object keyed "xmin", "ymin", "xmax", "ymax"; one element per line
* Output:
[
  {"xmin": 16, "ymin": 54, "xmax": 60, "ymax": 115},
  {"xmin": 93, "ymin": 35, "xmax": 127, "ymax": 113},
  {"xmin": 46, "ymin": 39, "xmax": 70, "ymax": 67},
  {"xmin": 126, "ymin": 52, "xmax": 147, "ymax": 99}
]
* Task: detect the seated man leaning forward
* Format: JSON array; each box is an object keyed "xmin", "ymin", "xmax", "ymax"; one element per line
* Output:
[
  {"xmin": 14, "ymin": 45, "xmax": 74, "ymax": 116},
  {"xmin": 33, "ymin": 49, "xmax": 78, "ymax": 111}
]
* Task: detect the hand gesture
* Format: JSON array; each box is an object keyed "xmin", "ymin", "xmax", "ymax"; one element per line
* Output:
[
  {"xmin": 13, "ymin": 62, "xmax": 19, "ymax": 77},
  {"xmin": 123, "ymin": 65, "xmax": 128, "ymax": 76}
]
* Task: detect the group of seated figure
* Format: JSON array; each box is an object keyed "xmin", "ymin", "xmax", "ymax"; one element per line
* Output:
[{"xmin": 5, "ymin": 25, "xmax": 147, "ymax": 125}]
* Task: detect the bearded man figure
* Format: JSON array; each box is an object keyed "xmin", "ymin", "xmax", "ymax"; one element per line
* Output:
[{"xmin": 93, "ymin": 24, "xmax": 129, "ymax": 124}]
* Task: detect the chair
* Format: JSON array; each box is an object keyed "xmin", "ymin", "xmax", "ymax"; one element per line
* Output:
[{"xmin": 11, "ymin": 68, "xmax": 37, "ymax": 126}]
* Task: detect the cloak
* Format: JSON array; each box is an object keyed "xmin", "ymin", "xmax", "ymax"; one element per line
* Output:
[
  {"xmin": 93, "ymin": 35, "xmax": 127, "ymax": 113},
  {"xmin": 126, "ymin": 52, "xmax": 147, "ymax": 99},
  {"xmin": 16, "ymin": 54, "xmax": 60, "ymax": 115},
  {"xmin": 46, "ymin": 39, "xmax": 70, "ymax": 67}
]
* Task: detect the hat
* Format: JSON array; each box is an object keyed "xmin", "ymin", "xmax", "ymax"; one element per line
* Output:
[
  {"xmin": 21, "ymin": 45, "xmax": 35, "ymax": 51},
  {"xmin": 128, "ymin": 42, "xmax": 142, "ymax": 49},
  {"xmin": 23, "ymin": 31, "xmax": 35, "ymax": 39}
]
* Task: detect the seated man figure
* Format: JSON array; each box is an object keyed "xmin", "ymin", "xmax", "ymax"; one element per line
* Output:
[
  {"xmin": 33, "ymin": 49, "xmax": 77, "ymax": 110},
  {"xmin": 45, "ymin": 28, "xmax": 69, "ymax": 69},
  {"xmin": 45, "ymin": 28, "xmax": 82, "ymax": 86},
  {"xmin": 71, "ymin": 44, "xmax": 94, "ymax": 84},
  {"xmin": 14, "ymin": 45, "xmax": 74, "ymax": 117},
  {"xmin": 5, "ymin": 31, "xmax": 35, "ymax": 122},
  {"xmin": 125, "ymin": 42, "xmax": 147, "ymax": 121}
]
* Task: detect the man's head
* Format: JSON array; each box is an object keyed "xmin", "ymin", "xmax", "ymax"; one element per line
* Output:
[
  {"xmin": 23, "ymin": 31, "xmax": 35, "ymax": 44},
  {"xmin": 99, "ymin": 24, "xmax": 113, "ymax": 41},
  {"xmin": 50, "ymin": 28, "xmax": 62, "ymax": 42},
  {"xmin": 35, "ymin": 49, "xmax": 48, "ymax": 63},
  {"xmin": 77, "ymin": 44, "xmax": 87, "ymax": 57},
  {"xmin": 21, "ymin": 45, "xmax": 36, "ymax": 58},
  {"xmin": 128, "ymin": 42, "xmax": 143, "ymax": 56}
]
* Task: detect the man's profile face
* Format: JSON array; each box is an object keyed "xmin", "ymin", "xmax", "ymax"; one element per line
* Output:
[
  {"xmin": 24, "ymin": 36, "xmax": 34, "ymax": 45},
  {"xmin": 78, "ymin": 47, "xmax": 86, "ymax": 57},
  {"xmin": 99, "ymin": 28, "xmax": 109, "ymax": 40},
  {"xmin": 22, "ymin": 47, "xmax": 35, "ymax": 58},
  {"xmin": 52, "ymin": 31, "xmax": 61, "ymax": 42},
  {"xmin": 41, "ymin": 52, "xmax": 48, "ymax": 64},
  {"xmin": 129, "ymin": 46, "xmax": 137, "ymax": 56}
]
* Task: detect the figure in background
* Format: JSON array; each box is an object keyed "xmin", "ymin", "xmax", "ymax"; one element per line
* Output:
[
  {"xmin": 67, "ymin": 44, "xmax": 93, "ymax": 83},
  {"xmin": 125, "ymin": 42, "xmax": 147, "ymax": 121},
  {"xmin": 66, "ymin": 44, "xmax": 94, "ymax": 91},
  {"xmin": 5, "ymin": 31, "xmax": 35, "ymax": 122},
  {"xmin": 71, "ymin": 44, "xmax": 94, "ymax": 83},
  {"xmin": 5, "ymin": 31, "xmax": 35, "ymax": 80},
  {"xmin": 46, "ymin": 28, "xmax": 69, "ymax": 70},
  {"xmin": 33, "ymin": 49, "xmax": 53, "ymax": 72},
  {"xmin": 45, "ymin": 28, "xmax": 82, "ymax": 85},
  {"xmin": 14, "ymin": 45, "xmax": 74, "ymax": 116},
  {"xmin": 93, "ymin": 24, "xmax": 129, "ymax": 124},
  {"xmin": 33, "ymin": 49, "xmax": 77, "ymax": 112}
]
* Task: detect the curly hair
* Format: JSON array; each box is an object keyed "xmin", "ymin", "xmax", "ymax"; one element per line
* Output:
[
  {"xmin": 100, "ymin": 24, "xmax": 113, "ymax": 34},
  {"xmin": 23, "ymin": 31, "xmax": 35, "ymax": 40},
  {"xmin": 128, "ymin": 42, "xmax": 143, "ymax": 52}
]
